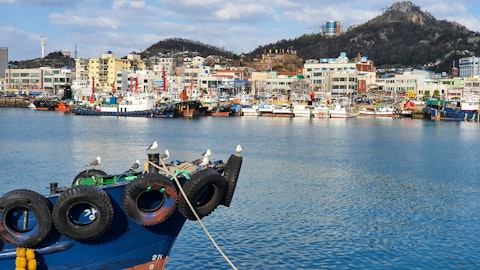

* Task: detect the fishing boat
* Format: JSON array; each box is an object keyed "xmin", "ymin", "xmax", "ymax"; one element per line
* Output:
[
  {"xmin": 33, "ymin": 99, "xmax": 58, "ymax": 111},
  {"xmin": 423, "ymin": 99, "xmax": 480, "ymax": 121},
  {"xmin": 359, "ymin": 106, "xmax": 398, "ymax": 117},
  {"xmin": 329, "ymin": 103, "xmax": 358, "ymax": 118},
  {"xmin": 0, "ymin": 145, "xmax": 243, "ymax": 270},
  {"xmin": 241, "ymin": 105, "xmax": 261, "ymax": 116},
  {"xmin": 292, "ymin": 104, "xmax": 313, "ymax": 118},
  {"xmin": 99, "ymin": 92, "xmax": 157, "ymax": 114},
  {"xmin": 54, "ymin": 102, "xmax": 71, "ymax": 113}
]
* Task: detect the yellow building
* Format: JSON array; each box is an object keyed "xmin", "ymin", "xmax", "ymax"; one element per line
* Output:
[{"xmin": 84, "ymin": 51, "xmax": 145, "ymax": 93}]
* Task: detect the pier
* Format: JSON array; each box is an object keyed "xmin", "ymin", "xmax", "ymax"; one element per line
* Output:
[{"xmin": 0, "ymin": 97, "xmax": 30, "ymax": 108}]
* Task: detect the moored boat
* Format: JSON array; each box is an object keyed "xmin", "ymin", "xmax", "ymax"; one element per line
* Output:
[
  {"xmin": 33, "ymin": 99, "xmax": 58, "ymax": 111},
  {"xmin": 241, "ymin": 105, "xmax": 261, "ymax": 116},
  {"xmin": 272, "ymin": 104, "xmax": 294, "ymax": 117},
  {"xmin": 0, "ymin": 145, "xmax": 243, "ymax": 270},
  {"xmin": 54, "ymin": 102, "xmax": 71, "ymax": 113},
  {"xmin": 329, "ymin": 104, "xmax": 358, "ymax": 118},
  {"xmin": 293, "ymin": 104, "xmax": 313, "ymax": 118}
]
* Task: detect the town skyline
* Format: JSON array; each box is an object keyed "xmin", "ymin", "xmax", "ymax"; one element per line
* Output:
[{"xmin": 1, "ymin": 1, "xmax": 480, "ymax": 61}]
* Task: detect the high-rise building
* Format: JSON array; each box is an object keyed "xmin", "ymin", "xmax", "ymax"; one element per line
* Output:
[
  {"xmin": 322, "ymin": 21, "xmax": 341, "ymax": 36},
  {"xmin": 0, "ymin": 47, "xmax": 7, "ymax": 79}
]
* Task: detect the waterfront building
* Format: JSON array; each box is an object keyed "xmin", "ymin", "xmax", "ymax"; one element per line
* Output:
[
  {"xmin": 459, "ymin": 56, "xmax": 480, "ymax": 78},
  {"xmin": 42, "ymin": 67, "xmax": 73, "ymax": 96},
  {"xmin": 380, "ymin": 70, "xmax": 431, "ymax": 100},
  {"xmin": 250, "ymin": 71, "xmax": 303, "ymax": 99},
  {"xmin": 0, "ymin": 47, "xmax": 7, "ymax": 79},
  {"xmin": 303, "ymin": 52, "xmax": 358, "ymax": 99},
  {"xmin": 4, "ymin": 67, "xmax": 73, "ymax": 96}
]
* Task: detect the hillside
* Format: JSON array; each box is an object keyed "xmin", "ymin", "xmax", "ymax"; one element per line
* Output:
[
  {"xmin": 8, "ymin": 51, "xmax": 75, "ymax": 69},
  {"xmin": 248, "ymin": 1, "xmax": 480, "ymax": 73},
  {"xmin": 140, "ymin": 38, "xmax": 235, "ymax": 59},
  {"xmin": 9, "ymin": 1, "xmax": 480, "ymax": 73}
]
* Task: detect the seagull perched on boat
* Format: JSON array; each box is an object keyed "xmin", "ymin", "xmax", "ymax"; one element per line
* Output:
[
  {"xmin": 86, "ymin": 156, "xmax": 101, "ymax": 168},
  {"xmin": 129, "ymin": 159, "xmax": 140, "ymax": 171},
  {"xmin": 202, "ymin": 149, "xmax": 211, "ymax": 158},
  {"xmin": 235, "ymin": 145, "xmax": 242, "ymax": 157},
  {"xmin": 199, "ymin": 153, "xmax": 210, "ymax": 169},
  {"xmin": 146, "ymin": 141, "xmax": 158, "ymax": 153},
  {"xmin": 160, "ymin": 150, "xmax": 169, "ymax": 162}
]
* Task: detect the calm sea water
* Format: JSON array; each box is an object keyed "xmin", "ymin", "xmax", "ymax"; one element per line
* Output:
[{"xmin": 0, "ymin": 108, "xmax": 479, "ymax": 269}]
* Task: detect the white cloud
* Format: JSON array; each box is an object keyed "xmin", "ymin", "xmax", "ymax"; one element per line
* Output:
[
  {"xmin": 113, "ymin": 0, "xmax": 145, "ymax": 9},
  {"xmin": 49, "ymin": 12, "xmax": 121, "ymax": 29}
]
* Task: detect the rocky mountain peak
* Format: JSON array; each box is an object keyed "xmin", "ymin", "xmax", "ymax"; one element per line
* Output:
[{"xmin": 382, "ymin": 1, "xmax": 435, "ymax": 25}]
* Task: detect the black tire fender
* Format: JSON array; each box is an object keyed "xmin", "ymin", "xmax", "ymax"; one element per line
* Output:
[
  {"xmin": 122, "ymin": 173, "xmax": 178, "ymax": 226},
  {"xmin": 222, "ymin": 155, "xmax": 243, "ymax": 207},
  {"xmin": 0, "ymin": 189, "xmax": 52, "ymax": 247},
  {"xmin": 52, "ymin": 186, "xmax": 114, "ymax": 241},
  {"xmin": 178, "ymin": 168, "xmax": 227, "ymax": 221}
]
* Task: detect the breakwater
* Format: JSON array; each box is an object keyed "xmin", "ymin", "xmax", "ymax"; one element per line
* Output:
[{"xmin": 0, "ymin": 97, "xmax": 30, "ymax": 108}]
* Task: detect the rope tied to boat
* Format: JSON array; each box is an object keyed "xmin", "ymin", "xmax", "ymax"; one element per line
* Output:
[
  {"xmin": 148, "ymin": 160, "xmax": 238, "ymax": 270},
  {"xmin": 171, "ymin": 170, "xmax": 191, "ymax": 180}
]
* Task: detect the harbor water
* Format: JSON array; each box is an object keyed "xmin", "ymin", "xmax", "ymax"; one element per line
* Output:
[{"xmin": 0, "ymin": 108, "xmax": 479, "ymax": 269}]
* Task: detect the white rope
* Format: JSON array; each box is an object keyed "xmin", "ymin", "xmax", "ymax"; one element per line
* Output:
[{"xmin": 149, "ymin": 160, "xmax": 238, "ymax": 270}]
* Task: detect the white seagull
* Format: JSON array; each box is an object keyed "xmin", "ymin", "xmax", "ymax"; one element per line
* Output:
[
  {"xmin": 130, "ymin": 159, "xmax": 140, "ymax": 171},
  {"xmin": 146, "ymin": 141, "xmax": 158, "ymax": 153},
  {"xmin": 202, "ymin": 149, "xmax": 212, "ymax": 157},
  {"xmin": 235, "ymin": 145, "xmax": 242, "ymax": 156},
  {"xmin": 160, "ymin": 149, "xmax": 170, "ymax": 161},
  {"xmin": 199, "ymin": 154, "xmax": 210, "ymax": 169},
  {"xmin": 87, "ymin": 156, "xmax": 101, "ymax": 168}
]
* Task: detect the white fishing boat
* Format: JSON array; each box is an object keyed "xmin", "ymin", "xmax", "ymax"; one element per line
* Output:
[
  {"xmin": 241, "ymin": 105, "xmax": 261, "ymax": 116},
  {"xmin": 258, "ymin": 104, "xmax": 275, "ymax": 116},
  {"xmin": 293, "ymin": 104, "xmax": 313, "ymax": 117},
  {"xmin": 312, "ymin": 104, "xmax": 330, "ymax": 118},
  {"xmin": 272, "ymin": 104, "xmax": 294, "ymax": 117},
  {"xmin": 99, "ymin": 92, "xmax": 156, "ymax": 113},
  {"xmin": 359, "ymin": 106, "xmax": 397, "ymax": 117},
  {"xmin": 460, "ymin": 96, "xmax": 480, "ymax": 112},
  {"xmin": 329, "ymin": 104, "xmax": 358, "ymax": 118}
]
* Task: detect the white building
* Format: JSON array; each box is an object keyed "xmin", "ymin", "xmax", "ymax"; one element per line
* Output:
[
  {"xmin": 303, "ymin": 52, "xmax": 357, "ymax": 99},
  {"xmin": 459, "ymin": 56, "xmax": 480, "ymax": 78}
]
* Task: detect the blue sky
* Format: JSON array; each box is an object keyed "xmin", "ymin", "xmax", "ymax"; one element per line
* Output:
[{"xmin": 1, "ymin": 0, "xmax": 480, "ymax": 61}]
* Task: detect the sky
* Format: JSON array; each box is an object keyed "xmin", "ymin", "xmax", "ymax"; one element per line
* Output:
[{"xmin": 1, "ymin": 0, "xmax": 480, "ymax": 61}]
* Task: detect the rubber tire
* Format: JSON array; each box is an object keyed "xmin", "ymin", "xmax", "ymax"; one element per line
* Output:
[
  {"xmin": 122, "ymin": 173, "xmax": 179, "ymax": 226},
  {"xmin": 0, "ymin": 189, "xmax": 52, "ymax": 247},
  {"xmin": 222, "ymin": 155, "xmax": 242, "ymax": 207},
  {"xmin": 178, "ymin": 168, "xmax": 227, "ymax": 221},
  {"xmin": 52, "ymin": 186, "xmax": 114, "ymax": 241},
  {"xmin": 72, "ymin": 169, "xmax": 108, "ymax": 187}
]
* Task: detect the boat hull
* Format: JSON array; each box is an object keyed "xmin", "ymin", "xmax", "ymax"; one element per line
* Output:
[
  {"xmin": 428, "ymin": 107, "xmax": 479, "ymax": 121},
  {"xmin": 0, "ymin": 151, "xmax": 243, "ymax": 270},
  {"xmin": 0, "ymin": 182, "xmax": 186, "ymax": 270}
]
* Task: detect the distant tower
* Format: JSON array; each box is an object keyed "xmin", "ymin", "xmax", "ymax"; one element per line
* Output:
[{"xmin": 40, "ymin": 35, "xmax": 46, "ymax": 58}]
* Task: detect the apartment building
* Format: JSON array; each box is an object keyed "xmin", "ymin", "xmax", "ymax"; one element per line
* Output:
[
  {"xmin": 459, "ymin": 56, "xmax": 480, "ymax": 78},
  {"xmin": 82, "ymin": 51, "xmax": 146, "ymax": 93},
  {"xmin": 4, "ymin": 67, "xmax": 73, "ymax": 95},
  {"xmin": 303, "ymin": 52, "xmax": 358, "ymax": 100}
]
